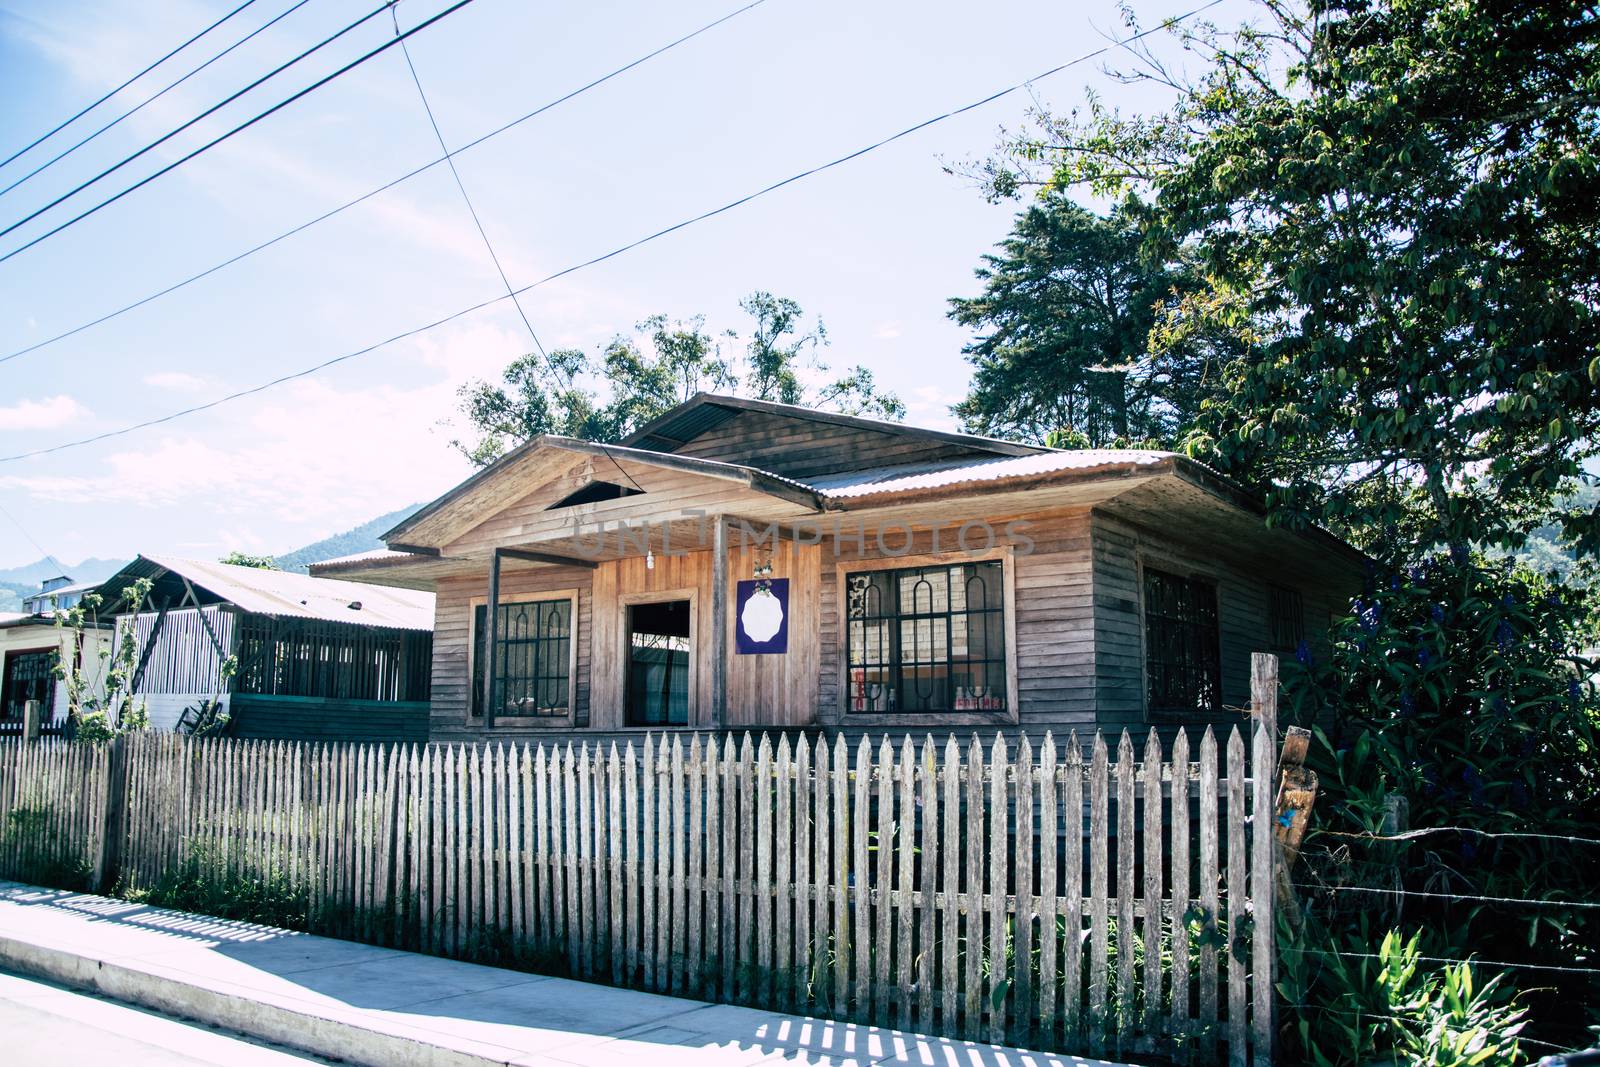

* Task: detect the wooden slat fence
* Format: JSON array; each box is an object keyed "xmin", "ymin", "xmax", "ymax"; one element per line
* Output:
[
  {"xmin": 0, "ymin": 737, "xmax": 110, "ymax": 887},
  {"xmin": 0, "ymin": 723, "xmax": 1277, "ymax": 1064}
]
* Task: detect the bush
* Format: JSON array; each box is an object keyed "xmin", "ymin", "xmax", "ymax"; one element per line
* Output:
[
  {"xmin": 1279, "ymin": 920, "xmax": 1526, "ymax": 1067},
  {"xmin": 131, "ymin": 846, "xmax": 308, "ymax": 931},
  {"xmin": 1283, "ymin": 552, "xmax": 1600, "ymax": 1054}
]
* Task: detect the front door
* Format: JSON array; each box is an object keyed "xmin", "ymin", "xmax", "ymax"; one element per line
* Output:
[{"xmin": 2, "ymin": 648, "xmax": 57, "ymax": 723}]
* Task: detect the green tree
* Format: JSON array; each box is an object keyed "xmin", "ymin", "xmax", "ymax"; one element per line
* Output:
[
  {"xmin": 219, "ymin": 551, "xmax": 276, "ymax": 569},
  {"xmin": 949, "ymin": 196, "xmax": 1226, "ymax": 446},
  {"xmin": 974, "ymin": 0, "xmax": 1600, "ymax": 1053},
  {"xmin": 451, "ymin": 293, "xmax": 903, "ymax": 466},
  {"xmin": 983, "ymin": 0, "xmax": 1600, "ymax": 565}
]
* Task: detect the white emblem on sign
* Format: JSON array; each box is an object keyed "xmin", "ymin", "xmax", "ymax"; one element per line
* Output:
[{"xmin": 740, "ymin": 587, "xmax": 784, "ymax": 643}]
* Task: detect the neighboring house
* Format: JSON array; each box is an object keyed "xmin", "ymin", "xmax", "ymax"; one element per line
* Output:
[
  {"xmin": 1, "ymin": 579, "xmax": 115, "ymax": 733},
  {"xmin": 22, "ymin": 575, "xmax": 97, "ymax": 615},
  {"xmin": 97, "ymin": 556, "xmax": 435, "ymax": 742},
  {"xmin": 313, "ymin": 394, "xmax": 1365, "ymax": 746}
]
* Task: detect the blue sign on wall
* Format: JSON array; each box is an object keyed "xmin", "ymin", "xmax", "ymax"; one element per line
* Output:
[{"xmin": 735, "ymin": 578, "xmax": 789, "ymax": 654}]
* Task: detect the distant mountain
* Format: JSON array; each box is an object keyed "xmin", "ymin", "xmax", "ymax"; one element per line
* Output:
[
  {"xmin": 273, "ymin": 505, "xmax": 422, "ymax": 573},
  {"xmin": 0, "ymin": 556, "xmax": 128, "ymax": 613},
  {"xmin": 0, "ymin": 556, "xmax": 126, "ymax": 587}
]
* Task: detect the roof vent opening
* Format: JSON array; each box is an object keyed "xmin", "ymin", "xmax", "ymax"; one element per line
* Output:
[{"xmin": 547, "ymin": 480, "xmax": 643, "ymax": 510}]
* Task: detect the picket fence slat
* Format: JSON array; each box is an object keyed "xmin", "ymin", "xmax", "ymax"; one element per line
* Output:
[{"xmin": 0, "ymin": 722, "xmax": 1279, "ymax": 1064}]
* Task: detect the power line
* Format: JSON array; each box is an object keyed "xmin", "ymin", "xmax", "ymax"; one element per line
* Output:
[
  {"xmin": 0, "ymin": 0, "xmax": 1225, "ymax": 465},
  {"xmin": 0, "ymin": 0, "xmax": 414, "ymax": 249},
  {"xmin": 0, "ymin": 0, "xmax": 261, "ymax": 171},
  {"xmin": 0, "ymin": 0, "xmax": 774, "ymax": 367},
  {"xmin": 0, "ymin": 0, "xmax": 321, "ymax": 201},
  {"xmin": 391, "ymin": 4, "xmax": 555, "ymax": 376},
  {"xmin": 0, "ymin": 497, "xmax": 67, "ymax": 574}
]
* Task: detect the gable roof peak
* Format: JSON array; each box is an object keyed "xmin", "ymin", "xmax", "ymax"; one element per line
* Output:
[{"xmin": 621, "ymin": 392, "xmax": 1049, "ymax": 459}]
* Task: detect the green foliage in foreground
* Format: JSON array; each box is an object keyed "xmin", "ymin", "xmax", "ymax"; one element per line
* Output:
[
  {"xmin": 129, "ymin": 847, "xmax": 309, "ymax": 932},
  {"xmin": 1283, "ymin": 552, "xmax": 1600, "ymax": 1059}
]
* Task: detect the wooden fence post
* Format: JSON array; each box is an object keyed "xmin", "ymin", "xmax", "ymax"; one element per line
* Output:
[
  {"xmin": 1249, "ymin": 653, "xmax": 1278, "ymax": 1067},
  {"xmin": 21, "ymin": 699, "xmax": 41, "ymax": 741},
  {"xmin": 95, "ymin": 734, "xmax": 128, "ymax": 892},
  {"xmin": 1273, "ymin": 726, "xmax": 1318, "ymax": 929}
]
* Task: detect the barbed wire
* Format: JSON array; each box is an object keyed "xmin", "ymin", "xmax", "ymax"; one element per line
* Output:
[
  {"xmin": 1294, "ymin": 883, "xmax": 1600, "ymax": 911},
  {"xmin": 1312, "ymin": 825, "xmax": 1600, "ymax": 848},
  {"xmin": 1281, "ymin": 944, "xmax": 1600, "ymax": 977},
  {"xmin": 1284, "ymin": 1002, "xmax": 1579, "ymax": 1055}
]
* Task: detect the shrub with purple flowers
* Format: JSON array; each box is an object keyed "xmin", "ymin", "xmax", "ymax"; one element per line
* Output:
[{"xmin": 1282, "ymin": 552, "xmax": 1600, "ymax": 1057}]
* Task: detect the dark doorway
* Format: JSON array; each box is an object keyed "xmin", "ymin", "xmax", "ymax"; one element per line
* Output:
[
  {"xmin": 626, "ymin": 600, "xmax": 691, "ymax": 726},
  {"xmin": 2, "ymin": 648, "xmax": 57, "ymax": 723}
]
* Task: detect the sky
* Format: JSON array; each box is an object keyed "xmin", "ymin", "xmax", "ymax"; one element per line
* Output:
[{"xmin": 0, "ymin": 0, "xmax": 1231, "ymax": 570}]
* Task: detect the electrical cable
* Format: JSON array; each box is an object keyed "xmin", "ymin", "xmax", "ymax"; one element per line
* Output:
[
  {"xmin": 0, "ymin": 0, "xmax": 1225, "ymax": 464},
  {"xmin": 0, "ymin": 0, "xmax": 260, "ymax": 171},
  {"xmin": 0, "ymin": 0, "xmax": 772, "ymax": 367},
  {"xmin": 391, "ymin": 4, "xmax": 557, "ymax": 379},
  {"xmin": 0, "ymin": 0, "xmax": 484, "ymax": 258},
  {"xmin": 0, "ymin": 0, "xmax": 321, "ymax": 201}
]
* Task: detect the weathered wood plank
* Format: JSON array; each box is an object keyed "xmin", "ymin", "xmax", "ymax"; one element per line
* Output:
[
  {"xmin": 1144, "ymin": 729, "xmax": 1165, "ymax": 1045},
  {"xmin": 1226, "ymin": 727, "xmax": 1248, "ymax": 1067},
  {"xmin": 1013, "ymin": 735, "xmax": 1035, "ymax": 1047},
  {"xmin": 895, "ymin": 736, "xmax": 915, "ymax": 1032},
  {"xmin": 939, "ymin": 736, "xmax": 960, "ymax": 1038},
  {"xmin": 1250, "ymin": 654, "xmax": 1279, "ymax": 1067},
  {"xmin": 873, "ymin": 736, "xmax": 893, "ymax": 1028},
  {"xmin": 1088, "ymin": 732, "xmax": 1109, "ymax": 1056},
  {"xmin": 1170, "ymin": 729, "xmax": 1192, "ymax": 1060},
  {"xmin": 1116, "ymin": 731, "xmax": 1136, "ymax": 1055},
  {"xmin": 775, "ymin": 734, "xmax": 794, "ymax": 1013},
  {"xmin": 963, "ymin": 736, "xmax": 984, "ymax": 1042},
  {"xmin": 852, "ymin": 737, "xmax": 871, "ymax": 1020},
  {"xmin": 1199, "ymin": 727, "xmax": 1220, "ymax": 1064},
  {"xmin": 1038, "ymin": 733, "xmax": 1059, "ymax": 1047}
]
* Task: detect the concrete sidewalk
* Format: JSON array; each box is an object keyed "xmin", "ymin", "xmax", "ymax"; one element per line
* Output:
[{"xmin": 0, "ymin": 881, "xmax": 1124, "ymax": 1067}]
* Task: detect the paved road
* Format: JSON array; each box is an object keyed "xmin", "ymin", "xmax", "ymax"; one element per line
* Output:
[{"xmin": 0, "ymin": 969, "xmax": 332, "ymax": 1065}]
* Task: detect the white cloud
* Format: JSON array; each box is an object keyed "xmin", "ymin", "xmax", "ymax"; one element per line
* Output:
[
  {"xmin": 874, "ymin": 322, "xmax": 903, "ymax": 340},
  {"xmin": 0, "ymin": 395, "xmax": 91, "ymax": 431},
  {"xmin": 0, "ymin": 321, "xmax": 527, "ymax": 550},
  {"xmin": 143, "ymin": 371, "xmax": 211, "ymax": 393}
]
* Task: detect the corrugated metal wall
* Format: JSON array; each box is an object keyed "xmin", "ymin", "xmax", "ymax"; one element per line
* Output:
[{"xmin": 126, "ymin": 606, "xmax": 234, "ymax": 695}]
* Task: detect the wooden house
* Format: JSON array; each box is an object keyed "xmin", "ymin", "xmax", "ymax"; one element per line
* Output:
[
  {"xmin": 99, "ymin": 555, "xmax": 435, "ymax": 741},
  {"xmin": 313, "ymin": 395, "xmax": 1364, "ymax": 745}
]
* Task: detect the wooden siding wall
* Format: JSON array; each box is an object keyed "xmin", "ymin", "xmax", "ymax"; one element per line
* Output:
[
  {"xmin": 1091, "ymin": 510, "xmax": 1346, "ymax": 730},
  {"xmin": 673, "ymin": 408, "xmax": 1003, "ymax": 478},
  {"xmin": 431, "ymin": 565, "xmax": 596, "ymax": 742},
  {"xmin": 819, "ymin": 509, "xmax": 1095, "ymax": 745}
]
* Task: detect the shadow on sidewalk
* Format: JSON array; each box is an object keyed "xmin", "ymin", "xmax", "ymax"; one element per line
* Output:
[{"xmin": 0, "ymin": 884, "xmax": 1121, "ymax": 1067}]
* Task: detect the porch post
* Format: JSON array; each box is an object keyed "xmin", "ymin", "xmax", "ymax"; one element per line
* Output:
[
  {"xmin": 710, "ymin": 516, "xmax": 728, "ymax": 729},
  {"xmin": 484, "ymin": 550, "xmax": 501, "ymax": 729}
]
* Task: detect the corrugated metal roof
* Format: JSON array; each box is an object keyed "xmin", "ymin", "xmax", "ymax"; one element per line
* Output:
[
  {"xmin": 311, "ymin": 548, "xmax": 410, "ymax": 567},
  {"xmin": 136, "ymin": 555, "xmax": 434, "ymax": 631},
  {"xmin": 808, "ymin": 449, "xmax": 1176, "ymax": 499}
]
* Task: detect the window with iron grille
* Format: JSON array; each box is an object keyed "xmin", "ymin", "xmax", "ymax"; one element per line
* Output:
[
  {"xmin": 473, "ymin": 598, "xmax": 572, "ymax": 718},
  {"xmin": 1143, "ymin": 567, "xmax": 1222, "ymax": 715},
  {"xmin": 1269, "ymin": 583, "xmax": 1305, "ymax": 653},
  {"xmin": 845, "ymin": 560, "xmax": 1007, "ymax": 714}
]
